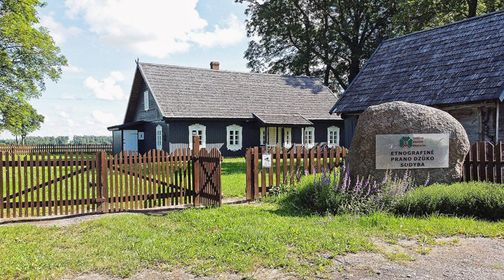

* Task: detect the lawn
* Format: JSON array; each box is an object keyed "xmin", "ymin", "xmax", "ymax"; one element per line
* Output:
[
  {"xmin": 221, "ymin": 157, "xmax": 246, "ymax": 197},
  {"xmin": 0, "ymin": 203, "xmax": 503, "ymax": 279}
]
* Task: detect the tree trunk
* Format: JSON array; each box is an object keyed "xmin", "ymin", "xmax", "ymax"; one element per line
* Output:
[
  {"xmin": 467, "ymin": 0, "xmax": 478, "ymax": 17},
  {"xmin": 323, "ymin": 64, "xmax": 330, "ymax": 86},
  {"xmin": 348, "ymin": 55, "xmax": 361, "ymax": 85}
]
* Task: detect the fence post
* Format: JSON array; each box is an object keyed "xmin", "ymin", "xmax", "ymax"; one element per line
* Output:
[
  {"xmin": 96, "ymin": 151, "xmax": 109, "ymax": 213},
  {"xmin": 245, "ymin": 148, "xmax": 253, "ymax": 200},
  {"xmin": 253, "ymin": 147, "xmax": 259, "ymax": 199},
  {"xmin": 192, "ymin": 135, "xmax": 201, "ymax": 206}
]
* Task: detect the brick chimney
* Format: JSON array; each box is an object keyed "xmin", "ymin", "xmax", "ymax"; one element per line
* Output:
[{"xmin": 210, "ymin": 61, "xmax": 220, "ymax": 70}]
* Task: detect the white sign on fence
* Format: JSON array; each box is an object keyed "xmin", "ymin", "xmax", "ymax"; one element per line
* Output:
[
  {"xmin": 262, "ymin": 153, "xmax": 272, "ymax": 168},
  {"xmin": 376, "ymin": 133, "xmax": 449, "ymax": 169}
]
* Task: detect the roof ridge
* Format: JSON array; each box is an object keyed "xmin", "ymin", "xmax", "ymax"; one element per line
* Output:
[
  {"xmin": 137, "ymin": 61, "xmax": 320, "ymax": 80},
  {"xmin": 384, "ymin": 9, "xmax": 504, "ymax": 43}
]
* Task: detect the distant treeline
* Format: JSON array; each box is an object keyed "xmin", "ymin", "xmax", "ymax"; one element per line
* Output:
[{"xmin": 0, "ymin": 136, "xmax": 112, "ymax": 145}]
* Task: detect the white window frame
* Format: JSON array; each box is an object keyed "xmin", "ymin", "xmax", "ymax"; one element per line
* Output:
[
  {"xmin": 259, "ymin": 127, "xmax": 266, "ymax": 145},
  {"xmin": 189, "ymin": 123, "xmax": 206, "ymax": 149},
  {"xmin": 155, "ymin": 125, "xmax": 162, "ymax": 150},
  {"xmin": 327, "ymin": 126, "xmax": 340, "ymax": 148},
  {"xmin": 284, "ymin": 127, "xmax": 292, "ymax": 148},
  {"xmin": 144, "ymin": 90, "xmax": 149, "ymax": 111},
  {"xmin": 302, "ymin": 127, "xmax": 315, "ymax": 148},
  {"xmin": 226, "ymin": 124, "xmax": 243, "ymax": 151}
]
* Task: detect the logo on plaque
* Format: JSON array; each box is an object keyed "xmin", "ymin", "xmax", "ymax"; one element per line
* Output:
[{"xmin": 399, "ymin": 136, "xmax": 413, "ymax": 148}]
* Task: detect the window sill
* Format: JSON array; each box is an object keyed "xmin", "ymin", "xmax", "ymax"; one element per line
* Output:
[{"xmin": 227, "ymin": 145, "xmax": 242, "ymax": 151}]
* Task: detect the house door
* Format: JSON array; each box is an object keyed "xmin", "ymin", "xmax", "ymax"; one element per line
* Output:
[
  {"xmin": 268, "ymin": 127, "xmax": 277, "ymax": 146},
  {"xmin": 123, "ymin": 130, "xmax": 138, "ymax": 152}
]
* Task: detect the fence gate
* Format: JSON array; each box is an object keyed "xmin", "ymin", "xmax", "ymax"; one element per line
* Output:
[
  {"xmin": 0, "ymin": 152, "xmax": 99, "ymax": 219},
  {"xmin": 0, "ymin": 137, "xmax": 222, "ymax": 220},
  {"xmin": 192, "ymin": 139, "xmax": 222, "ymax": 207},
  {"xmin": 245, "ymin": 145, "xmax": 348, "ymax": 200}
]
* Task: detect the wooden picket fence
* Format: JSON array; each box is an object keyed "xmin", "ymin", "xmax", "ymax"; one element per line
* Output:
[
  {"xmin": 0, "ymin": 144, "xmax": 112, "ymax": 155},
  {"xmin": 245, "ymin": 145, "xmax": 348, "ymax": 200},
  {"xmin": 462, "ymin": 141, "xmax": 504, "ymax": 183},
  {"xmin": 0, "ymin": 138, "xmax": 221, "ymax": 220}
]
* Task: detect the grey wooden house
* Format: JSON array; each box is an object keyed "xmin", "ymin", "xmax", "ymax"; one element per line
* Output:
[
  {"xmin": 108, "ymin": 61, "xmax": 341, "ymax": 156},
  {"xmin": 332, "ymin": 11, "xmax": 504, "ymax": 145}
]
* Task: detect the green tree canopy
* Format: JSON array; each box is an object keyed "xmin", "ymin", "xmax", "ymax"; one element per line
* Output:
[
  {"xmin": 239, "ymin": 0, "xmax": 503, "ymax": 92},
  {"xmin": 0, "ymin": 0, "xmax": 66, "ymax": 137},
  {"xmin": 2, "ymin": 97, "xmax": 44, "ymax": 144}
]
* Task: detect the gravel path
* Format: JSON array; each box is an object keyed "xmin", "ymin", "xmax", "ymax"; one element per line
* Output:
[
  {"xmin": 331, "ymin": 237, "xmax": 504, "ymax": 280},
  {"xmin": 63, "ymin": 237, "xmax": 504, "ymax": 280}
]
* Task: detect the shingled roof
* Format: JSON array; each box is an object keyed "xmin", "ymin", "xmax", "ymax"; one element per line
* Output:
[
  {"xmin": 332, "ymin": 11, "xmax": 504, "ymax": 114},
  {"xmin": 133, "ymin": 62, "xmax": 339, "ymax": 121}
]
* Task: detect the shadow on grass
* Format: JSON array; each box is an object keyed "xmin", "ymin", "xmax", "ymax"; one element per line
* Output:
[
  {"xmin": 267, "ymin": 207, "xmax": 316, "ymax": 218},
  {"xmin": 260, "ymin": 195, "xmax": 318, "ymax": 218}
]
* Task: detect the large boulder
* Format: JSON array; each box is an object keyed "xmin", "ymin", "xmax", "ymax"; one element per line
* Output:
[{"xmin": 349, "ymin": 101, "xmax": 470, "ymax": 184}]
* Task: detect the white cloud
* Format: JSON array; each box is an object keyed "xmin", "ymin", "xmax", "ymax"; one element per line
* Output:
[
  {"xmin": 189, "ymin": 15, "xmax": 244, "ymax": 48},
  {"xmin": 92, "ymin": 110, "xmax": 119, "ymax": 126},
  {"xmin": 58, "ymin": 111, "xmax": 69, "ymax": 118},
  {"xmin": 84, "ymin": 71, "xmax": 126, "ymax": 100},
  {"xmin": 57, "ymin": 111, "xmax": 75, "ymax": 127},
  {"xmin": 62, "ymin": 64, "xmax": 83, "ymax": 74},
  {"xmin": 64, "ymin": 0, "xmax": 245, "ymax": 58},
  {"xmin": 40, "ymin": 14, "xmax": 81, "ymax": 44}
]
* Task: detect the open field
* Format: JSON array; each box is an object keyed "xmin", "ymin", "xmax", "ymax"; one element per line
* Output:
[{"xmin": 0, "ymin": 203, "xmax": 503, "ymax": 279}]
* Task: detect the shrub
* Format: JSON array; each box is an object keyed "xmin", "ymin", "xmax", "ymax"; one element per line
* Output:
[
  {"xmin": 293, "ymin": 174, "xmax": 349, "ymax": 214},
  {"xmin": 394, "ymin": 182, "xmax": 504, "ymax": 220},
  {"xmin": 274, "ymin": 167, "xmax": 415, "ymax": 215}
]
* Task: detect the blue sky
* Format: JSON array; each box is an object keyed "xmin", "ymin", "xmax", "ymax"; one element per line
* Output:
[{"xmin": 2, "ymin": 0, "xmax": 250, "ymax": 139}]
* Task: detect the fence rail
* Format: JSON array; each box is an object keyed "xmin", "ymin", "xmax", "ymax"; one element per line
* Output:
[
  {"xmin": 0, "ymin": 137, "xmax": 221, "ymax": 220},
  {"xmin": 0, "ymin": 144, "xmax": 112, "ymax": 155},
  {"xmin": 462, "ymin": 141, "xmax": 504, "ymax": 183},
  {"xmin": 245, "ymin": 145, "xmax": 348, "ymax": 200}
]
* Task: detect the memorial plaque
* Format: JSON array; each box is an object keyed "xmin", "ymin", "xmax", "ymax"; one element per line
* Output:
[{"xmin": 376, "ymin": 133, "xmax": 449, "ymax": 169}]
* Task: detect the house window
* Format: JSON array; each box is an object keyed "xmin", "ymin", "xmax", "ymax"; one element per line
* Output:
[
  {"xmin": 189, "ymin": 123, "xmax": 206, "ymax": 148},
  {"xmin": 284, "ymin": 127, "xmax": 292, "ymax": 148},
  {"xmin": 303, "ymin": 127, "xmax": 315, "ymax": 148},
  {"xmin": 144, "ymin": 90, "xmax": 149, "ymax": 111},
  {"xmin": 226, "ymin": 124, "xmax": 243, "ymax": 151},
  {"xmin": 260, "ymin": 127, "xmax": 266, "ymax": 145},
  {"xmin": 155, "ymin": 125, "xmax": 162, "ymax": 150},
  {"xmin": 327, "ymin": 126, "xmax": 340, "ymax": 147}
]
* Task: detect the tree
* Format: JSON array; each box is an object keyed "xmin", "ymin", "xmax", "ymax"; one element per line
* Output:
[
  {"xmin": 393, "ymin": 0, "xmax": 503, "ymax": 34},
  {"xmin": 239, "ymin": 0, "xmax": 398, "ymax": 90},
  {"xmin": 0, "ymin": 0, "xmax": 66, "ymax": 132},
  {"xmin": 3, "ymin": 99, "xmax": 44, "ymax": 143},
  {"xmin": 239, "ymin": 0, "xmax": 503, "ymax": 92}
]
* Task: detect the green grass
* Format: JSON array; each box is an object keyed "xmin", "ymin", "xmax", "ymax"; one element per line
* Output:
[
  {"xmin": 221, "ymin": 157, "xmax": 246, "ymax": 197},
  {"xmin": 0, "ymin": 203, "xmax": 503, "ymax": 279},
  {"xmin": 395, "ymin": 182, "xmax": 504, "ymax": 220}
]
